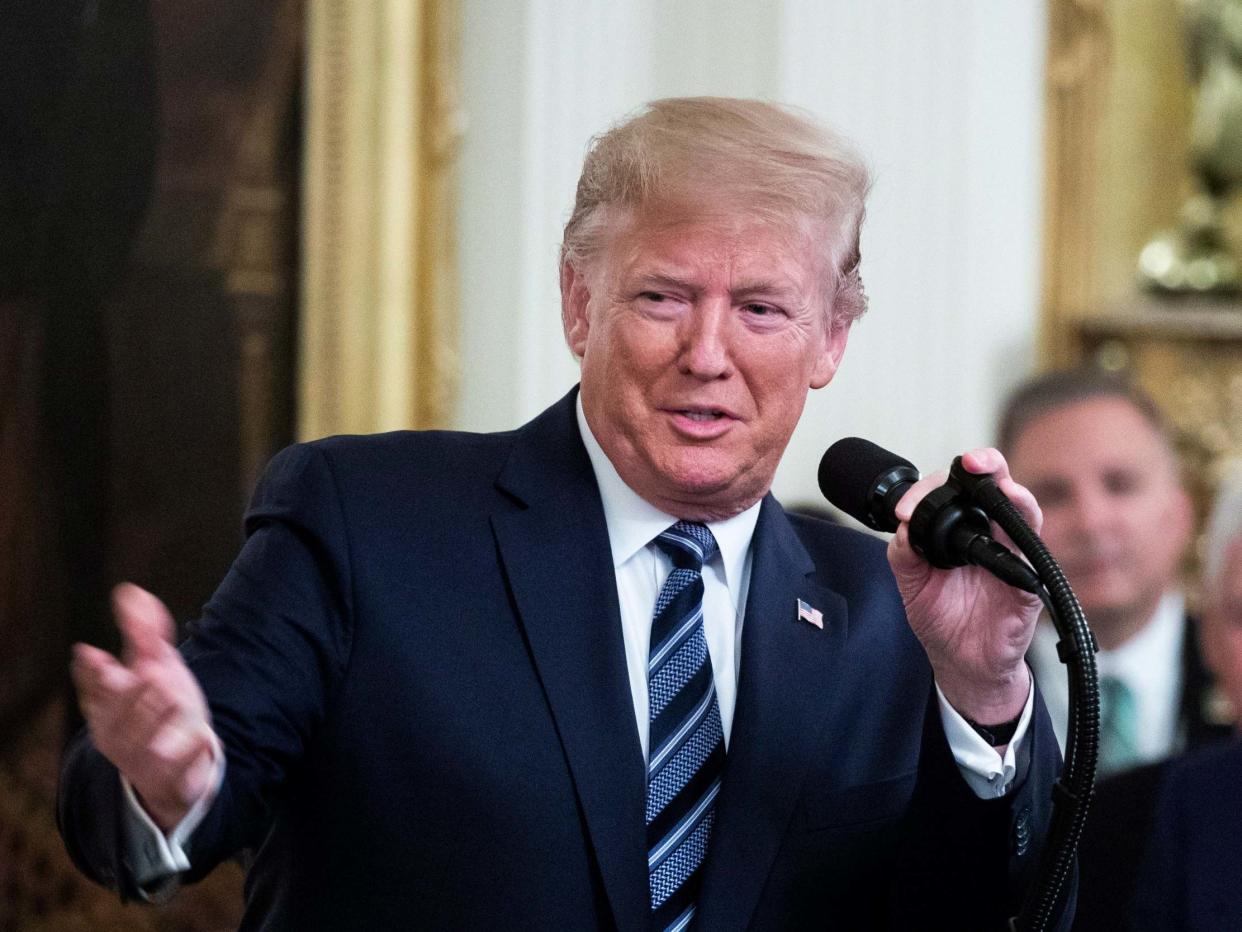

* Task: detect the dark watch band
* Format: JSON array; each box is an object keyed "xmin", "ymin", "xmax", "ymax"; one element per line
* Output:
[{"xmin": 964, "ymin": 713, "xmax": 1022, "ymax": 747}]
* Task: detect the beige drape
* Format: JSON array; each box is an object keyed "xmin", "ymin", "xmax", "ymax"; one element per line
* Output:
[{"xmin": 300, "ymin": 0, "xmax": 463, "ymax": 439}]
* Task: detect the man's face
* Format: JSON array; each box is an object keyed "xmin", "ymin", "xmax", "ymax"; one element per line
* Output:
[
  {"xmin": 563, "ymin": 212, "xmax": 849, "ymax": 521},
  {"xmin": 1203, "ymin": 537, "xmax": 1242, "ymax": 729},
  {"xmin": 1007, "ymin": 396, "xmax": 1192, "ymax": 637}
]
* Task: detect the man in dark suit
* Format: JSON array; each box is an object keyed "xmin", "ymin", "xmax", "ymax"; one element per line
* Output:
[
  {"xmin": 999, "ymin": 370, "xmax": 1232, "ymax": 930},
  {"xmin": 60, "ymin": 98, "xmax": 1071, "ymax": 930},
  {"xmin": 1126, "ymin": 461, "xmax": 1242, "ymax": 931},
  {"xmin": 1128, "ymin": 736, "xmax": 1242, "ymax": 931}
]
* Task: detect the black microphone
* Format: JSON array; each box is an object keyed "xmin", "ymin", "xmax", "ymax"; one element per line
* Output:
[{"xmin": 818, "ymin": 438, "xmax": 1042, "ymax": 593}]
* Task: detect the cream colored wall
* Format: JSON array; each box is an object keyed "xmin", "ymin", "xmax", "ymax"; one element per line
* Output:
[{"xmin": 456, "ymin": 0, "xmax": 1049, "ymax": 509}]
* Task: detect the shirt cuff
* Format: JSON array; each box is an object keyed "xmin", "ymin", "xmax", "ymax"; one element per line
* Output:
[
  {"xmin": 120, "ymin": 729, "xmax": 226, "ymax": 899},
  {"xmin": 936, "ymin": 676, "xmax": 1035, "ymax": 799}
]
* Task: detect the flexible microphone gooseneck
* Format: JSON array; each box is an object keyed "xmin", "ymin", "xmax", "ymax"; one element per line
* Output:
[{"xmin": 818, "ymin": 438, "xmax": 1100, "ymax": 932}]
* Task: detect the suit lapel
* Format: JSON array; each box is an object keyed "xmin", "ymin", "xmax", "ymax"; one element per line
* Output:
[
  {"xmin": 695, "ymin": 498, "xmax": 850, "ymax": 932},
  {"xmin": 490, "ymin": 391, "xmax": 649, "ymax": 932}
]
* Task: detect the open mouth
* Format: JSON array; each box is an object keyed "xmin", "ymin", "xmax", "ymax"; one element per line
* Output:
[{"xmin": 678, "ymin": 409, "xmax": 727, "ymax": 422}]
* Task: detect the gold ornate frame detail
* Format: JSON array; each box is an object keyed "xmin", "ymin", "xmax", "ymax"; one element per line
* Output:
[
  {"xmin": 1042, "ymin": 0, "xmax": 1242, "ymax": 539},
  {"xmin": 1041, "ymin": 0, "xmax": 1195, "ymax": 364}
]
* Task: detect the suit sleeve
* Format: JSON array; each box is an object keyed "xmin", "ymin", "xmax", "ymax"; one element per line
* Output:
[
  {"xmin": 888, "ymin": 681, "xmax": 1077, "ymax": 931},
  {"xmin": 58, "ymin": 442, "xmax": 355, "ymax": 894},
  {"xmin": 1128, "ymin": 761, "xmax": 1190, "ymax": 931}
]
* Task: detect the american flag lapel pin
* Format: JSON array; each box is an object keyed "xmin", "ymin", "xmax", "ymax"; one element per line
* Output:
[{"xmin": 796, "ymin": 598, "xmax": 823, "ymax": 630}]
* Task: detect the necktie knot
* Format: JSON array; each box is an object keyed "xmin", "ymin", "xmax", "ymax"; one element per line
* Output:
[{"xmin": 655, "ymin": 521, "xmax": 718, "ymax": 571}]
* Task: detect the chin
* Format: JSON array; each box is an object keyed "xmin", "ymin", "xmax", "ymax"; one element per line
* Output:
[
  {"xmin": 669, "ymin": 478, "xmax": 765, "ymax": 521},
  {"xmin": 1081, "ymin": 590, "xmax": 1147, "ymax": 619},
  {"xmin": 643, "ymin": 449, "xmax": 771, "ymax": 516},
  {"xmin": 662, "ymin": 462, "xmax": 741, "ymax": 499}
]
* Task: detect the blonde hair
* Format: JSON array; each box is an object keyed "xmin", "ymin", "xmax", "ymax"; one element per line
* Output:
[{"xmin": 559, "ymin": 97, "xmax": 871, "ymax": 328}]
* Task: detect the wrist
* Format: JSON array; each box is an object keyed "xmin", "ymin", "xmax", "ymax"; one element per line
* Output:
[
  {"xmin": 133, "ymin": 788, "xmax": 192, "ymax": 834},
  {"xmin": 937, "ymin": 664, "xmax": 1031, "ymax": 727}
]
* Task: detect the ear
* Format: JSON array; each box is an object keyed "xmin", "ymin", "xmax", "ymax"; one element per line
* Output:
[
  {"xmin": 1170, "ymin": 481, "xmax": 1195, "ymax": 550},
  {"xmin": 561, "ymin": 262, "xmax": 593, "ymax": 357},
  {"xmin": 809, "ymin": 318, "xmax": 851, "ymax": 389}
]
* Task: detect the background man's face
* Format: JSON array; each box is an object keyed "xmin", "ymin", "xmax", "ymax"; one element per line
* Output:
[
  {"xmin": 1204, "ymin": 537, "xmax": 1242, "ymax": 727},
  {"xmin": 563, "ymin": 212, "xmax": 849, "ymax": 521},
  {"xmin": 1007, "ymin": 395, "xmax": 1192, "ymax": 636}
]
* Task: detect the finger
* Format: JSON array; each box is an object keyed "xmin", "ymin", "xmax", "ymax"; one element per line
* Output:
[
  {"xmin": 960, "ymin": 446, "xmax": 1008, "ymax": 478},
  {"xmin": 959, "ymin": 448, "xmax": 1043, "ymax": 533},
  {"xmin": 955, "ymin": 448, "xmax": 1044, "ymax": 535},
  {"xmin": 113, "ymin": 583, "xmax": 176, "ymax": 666},
  {"xmin": 83, "ymin": 678, "xmax": 161, "ymax": 751},
  {"xmin": 71, "ymin": 643, "xmax": 139, "ymax": 705},
  {"xmin": 995, "ymin": 478, "xmax": 1042, "ymax": 534},
  {"xmin": 886, "ymin": 521, "xmax": 933, "ymax": 584},
  {"xmin": 72, "ymin": 645, "xmax": 190, "ymax": 752},
  {"xmin": 893, "ymin": 468, "xmax": 949, "ymax": 523}
]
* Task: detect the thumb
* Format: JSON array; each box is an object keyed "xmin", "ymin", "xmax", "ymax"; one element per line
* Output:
[{"xmin": 112, "ymin": 582, "xmax": 176, "ymax": 665}]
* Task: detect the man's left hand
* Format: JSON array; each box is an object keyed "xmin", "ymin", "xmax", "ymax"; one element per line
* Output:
[{"xmin": 887, "ymin": 447, "xmax": 1043, "ymax": 725}]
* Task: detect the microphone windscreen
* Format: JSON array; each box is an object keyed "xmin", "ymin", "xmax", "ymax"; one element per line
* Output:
[{"xmin": 817, "ymin": 437, "xmax": 916, "ymax": 525}]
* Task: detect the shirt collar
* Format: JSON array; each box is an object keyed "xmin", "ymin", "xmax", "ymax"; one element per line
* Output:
[
  {"xmin": 575, "ymin": 394, "xmax": 761, "ymax": 593},
  {"xmin": 1099, "ymin": 591, "xmax": 1186, "ymax": 685}
]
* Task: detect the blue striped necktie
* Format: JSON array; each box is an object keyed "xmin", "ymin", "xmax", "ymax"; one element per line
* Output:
[{"xmin": 646, "ymin": 521, "xmax": 726, "ymax": 932}]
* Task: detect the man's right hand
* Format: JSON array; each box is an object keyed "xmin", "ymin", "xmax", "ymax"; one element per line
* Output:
[{"xmin": 71, "ymin": 583, "xmax": 219, "ymax": 833}]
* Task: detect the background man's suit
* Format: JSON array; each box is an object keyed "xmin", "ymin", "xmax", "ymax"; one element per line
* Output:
[
  {"xmin": 60, "ymin": 389, "xmax": 1067, "ymax": 929},
  {"xmin": 1128, "ymin": 737, "xmax": 1242, "ymax": 931}
]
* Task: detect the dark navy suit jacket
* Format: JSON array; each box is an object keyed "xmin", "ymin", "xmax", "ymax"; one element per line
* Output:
[
  {"xmin": 59, "ymin": 389, "xmax": 1069, "ymax": 930},
  {"xmin": 1069, "ymin": 633, "xmax": 1231, "ymax": 931},
  {"xmin": 1129, "ymin": 737, "xmax": 1242, "ymax": 931}
]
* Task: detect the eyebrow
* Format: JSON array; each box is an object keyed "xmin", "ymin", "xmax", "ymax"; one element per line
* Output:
[
  {"xmin": 632, "ymin": 273, "xmax": 696, "ymax": 292},
  {"xmin": 631, "ymin": 272, "xmax": 799, "ymax": 302}
]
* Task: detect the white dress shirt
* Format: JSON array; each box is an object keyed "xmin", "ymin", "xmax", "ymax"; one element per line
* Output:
[
  {"xmin": 1030, "ymin": 591, "xmax": 1188, "ymax": 761},
  {"xmin": 123, "ymin": 399, "xmax": 1034, "ymax": 887}
]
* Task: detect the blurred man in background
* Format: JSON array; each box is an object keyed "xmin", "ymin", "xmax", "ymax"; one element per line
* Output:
[
  {"xmin": 1000, "ymin": 369, "xmax": 1227, "ymax": 773},
  {"xmin": 999, "ymin": 369, "xmax": 1232, "ymax": 930}
]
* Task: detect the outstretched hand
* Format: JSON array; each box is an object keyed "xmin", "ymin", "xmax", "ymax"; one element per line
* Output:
[
  {"xmin": 887, "ymin": 448, "xmax": 1044, "ymax": 725},
  {"xmin": 71, "ymin": 583, "xmax": 218, "ymax": 832}
]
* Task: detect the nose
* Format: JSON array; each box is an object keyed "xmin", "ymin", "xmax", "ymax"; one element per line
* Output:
[
  {"xmin": 677, "ymin": 300, "xmax": 733, "ymax": 381},
  {"xmin": 1069, "ymin": 486, "xmax": 1112, "ymax": 538}
]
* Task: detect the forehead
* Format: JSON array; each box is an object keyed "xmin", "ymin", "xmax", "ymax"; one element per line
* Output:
[
  {"xmin": 1010, "ymin": 396, "xmax": 1174, "ymax": 477},
  {"xmin": 600, "ymin": 208, "xmax": 824, "ymax": 289}
]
